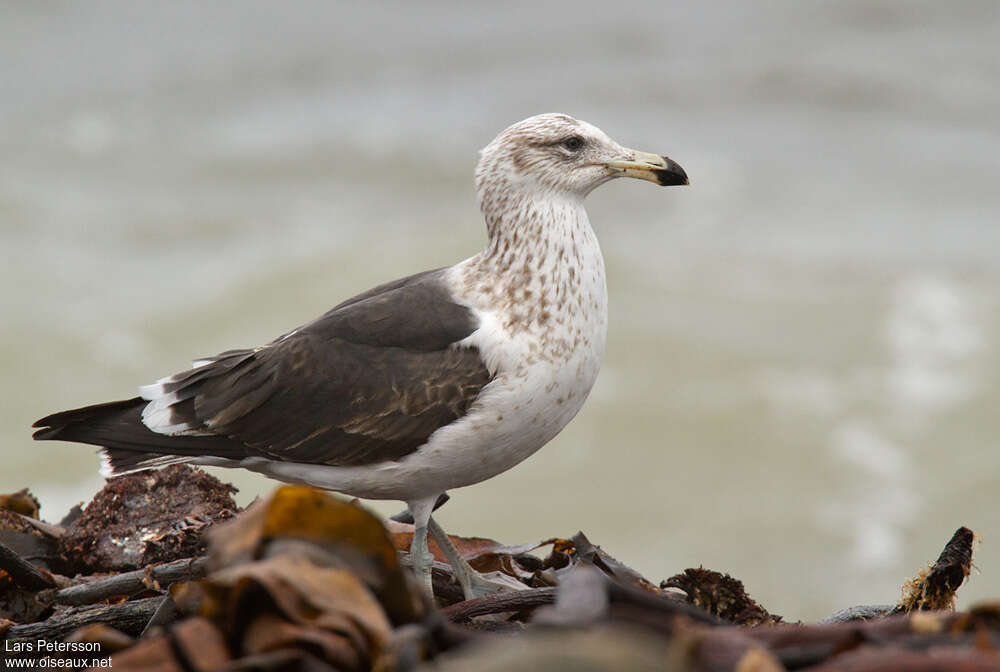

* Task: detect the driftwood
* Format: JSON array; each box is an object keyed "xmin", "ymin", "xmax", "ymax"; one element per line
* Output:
[
  {"xmin": 42, "ymin": 556, "xmax": 209, "ymax": 606},
  {"xmin": 5, "ymin": 596, "xmax": 164, "ymax": 641},
  {"xmin": 444, "ymin": 586, "xmax": 558, "ymax": 621},
  {"xmin": 0, "ymin": 540, "xmax": 56, "ymax": 591}
]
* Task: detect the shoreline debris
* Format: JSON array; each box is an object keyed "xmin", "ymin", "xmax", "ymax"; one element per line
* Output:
[{"xmin": 0, "ymin": 468, "xmax": 995, "ymax": 670}]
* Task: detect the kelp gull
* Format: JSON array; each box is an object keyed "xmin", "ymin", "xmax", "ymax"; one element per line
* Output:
[{"xmin": 33, "ymin": 113, "xmax": 688, "ymax": 597}]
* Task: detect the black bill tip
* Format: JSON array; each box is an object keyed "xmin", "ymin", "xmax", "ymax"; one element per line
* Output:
[{"xmin": 653, "ymin": 156, "xmax": 689, "ymax": 186}]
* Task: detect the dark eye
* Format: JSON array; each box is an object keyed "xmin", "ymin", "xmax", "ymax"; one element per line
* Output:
[{"xmin": 562, "ymin": 136, "xmax": 584, "ymax": 151}]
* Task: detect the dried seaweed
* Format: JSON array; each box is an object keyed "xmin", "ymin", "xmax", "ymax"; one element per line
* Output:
[
  {"xmin": 663, "ymin": 567, "xmax": 781, "ymax": 625},
  {"xmin": 58, "ymin": 465, "xmax": 238, "ymax": 573},
  {"xmin": 0, "ymin": 476, "xmax": 995, "ymax": 671}
]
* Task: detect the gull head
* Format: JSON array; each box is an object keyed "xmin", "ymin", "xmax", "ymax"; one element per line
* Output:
[{"xmin": 475, "ymin": 113, "xmax": 688, "ymax": 202}]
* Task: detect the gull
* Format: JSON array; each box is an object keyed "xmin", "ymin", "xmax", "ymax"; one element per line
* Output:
[{"xmin": 33, "ymin": 113, "xmax": 688, "ymax": 598}]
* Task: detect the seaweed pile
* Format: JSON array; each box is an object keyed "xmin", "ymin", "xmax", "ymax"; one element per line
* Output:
[{"xmin": 1, "ymin": 466, "xmax": 995, "ymax": 670}]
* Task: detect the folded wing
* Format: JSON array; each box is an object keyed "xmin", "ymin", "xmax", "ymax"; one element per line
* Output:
[{"xmin": 34, "ymin": 268, "xmax": 492, "ymax": 473}]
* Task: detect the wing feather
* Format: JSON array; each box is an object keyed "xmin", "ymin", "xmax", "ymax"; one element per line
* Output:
[{"xmin": 36, "ymin": 268, "xmax": 493, "ymax": 469}]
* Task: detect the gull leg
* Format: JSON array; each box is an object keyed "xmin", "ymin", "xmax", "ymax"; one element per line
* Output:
[
  {"xmin": 428, "ymin": 515, "xmax": 527, "ymax": 599},
  {"xmin": 406, "ymin": 497, "xmax": 436, "ymax": 596},
  {"xmin": 390, "ymin": 492, "xmax": 449, "ymax": 524}
]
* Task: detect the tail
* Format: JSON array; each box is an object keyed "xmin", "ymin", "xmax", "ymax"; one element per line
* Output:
[{"xmin": 33, "ymin": 398, "xmax": 247, "ymax": 477}]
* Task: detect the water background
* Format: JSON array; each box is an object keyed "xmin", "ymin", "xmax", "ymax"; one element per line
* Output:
[{"xmin": 3, "ymin": 1, "xmax": 999, "ymax": 620}]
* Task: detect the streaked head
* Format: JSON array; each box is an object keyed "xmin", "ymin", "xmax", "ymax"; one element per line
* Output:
[{"xmin": 476, "ymin": 113, "xmax": 688, "ymax": 201}]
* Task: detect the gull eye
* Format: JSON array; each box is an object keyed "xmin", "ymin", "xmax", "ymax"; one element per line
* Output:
[{"xmin": 562, "ymin": 136, "xmax": 584, "ymax": 151}]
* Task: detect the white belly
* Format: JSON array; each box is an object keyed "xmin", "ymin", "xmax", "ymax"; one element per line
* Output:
[
  {"xmin": 387, "ymin": 322, "xmax": 607, "ymax": 497},
  {"xmin": 245, "ymin": 322, "xmax": 606, "ymax": 501}
]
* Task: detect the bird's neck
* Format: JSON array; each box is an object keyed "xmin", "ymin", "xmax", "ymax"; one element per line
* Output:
[
  {"xmin": 479, "ymin": 188, "xmax": 594, "ymax": 266},
  {"xmin": 456, "ymin": 189, "xmax": 608, "ymax": 335},
  {"xmin": 479, "ymin": 187, "xmax": 600, "ymax": 272}
]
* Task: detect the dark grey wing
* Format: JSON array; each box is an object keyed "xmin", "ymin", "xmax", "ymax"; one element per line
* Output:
[{"xmin": 139, "ymin": 267, "xmax": 491, "ymax": 466}]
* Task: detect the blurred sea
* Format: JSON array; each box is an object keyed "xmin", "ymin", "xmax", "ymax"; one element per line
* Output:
[{"xmin": 2, "ymin": 1, "xmax": 998, "ymax": 620}]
